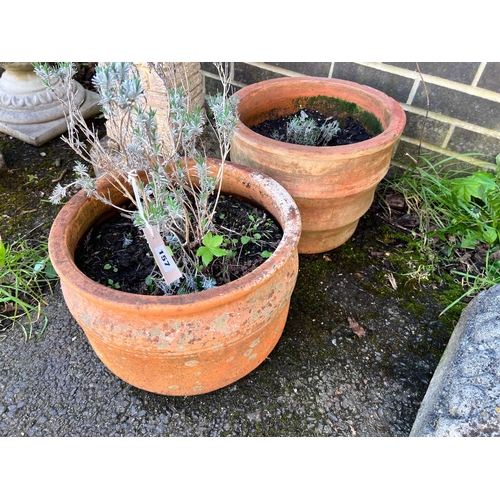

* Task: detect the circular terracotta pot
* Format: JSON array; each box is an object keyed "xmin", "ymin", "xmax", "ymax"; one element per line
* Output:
[
  {"xmin": 48, "ymin": 160, "xmax": 301, "ymax": 396},
  {"xmin": 230, "ymin": 76, "xmax": 406, "ymax": 254}
]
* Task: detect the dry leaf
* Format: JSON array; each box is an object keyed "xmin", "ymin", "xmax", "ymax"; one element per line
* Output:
[
  {"xmin": 385, "ymin": 193, "xmax": 406, "ymax": 211},
  {"xmin": 347, "ymin": 317, "xmax": 366, "ymax": 337},
  {"xmin": 387, "ymin": 272, "xmax": 397, "ymax": 290},
  {"xmin": 458, "ymin": 252, "xmax": 472, "ymax": 264},
  {"xmin": 369, "ymin": 250, "xmax": 387, "ymax": 258}
]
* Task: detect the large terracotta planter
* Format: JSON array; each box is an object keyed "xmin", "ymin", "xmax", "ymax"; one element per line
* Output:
[
  {"xmin": 230, "ymin": 76, "xmax": 406, "ymax": 254},
  {"xmin": 48, "ymin": 160, "xmax": 301, "ymax": 396}
]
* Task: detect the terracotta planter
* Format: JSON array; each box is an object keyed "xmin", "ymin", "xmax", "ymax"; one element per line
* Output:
[
  {"xmin": 48, "ymin": 160, "xmax": 301, "ymax": 396},
  {"xmin": 230, "ymin": 76, "xmax": 406, "ymax": 254}
]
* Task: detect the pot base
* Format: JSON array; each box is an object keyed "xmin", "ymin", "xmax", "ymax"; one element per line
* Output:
[
  {"xmin": 80, "ymin": 298, "xmax": 290, "ymax": 396},
  {"xmin": 298, "ymin": 220, "xmax": 358, "ymax": 254}
]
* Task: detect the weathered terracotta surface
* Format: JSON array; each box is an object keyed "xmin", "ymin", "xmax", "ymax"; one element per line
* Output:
[
  {"xmin": 48, "ymin": 160, "xmax": 301, "ymax": 396},
  {"xmin": 230, "ymin": 77, "xmax": 406, "ymax": 254}
]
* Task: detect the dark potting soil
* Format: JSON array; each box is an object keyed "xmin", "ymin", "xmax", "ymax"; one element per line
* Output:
[
  {"xmin": 74, "ymin": 195, "xmax": 283, "ymax": 295},
  {"xmin": 251, "ymin": 109, "xmax": 375, "ymax": 146}
]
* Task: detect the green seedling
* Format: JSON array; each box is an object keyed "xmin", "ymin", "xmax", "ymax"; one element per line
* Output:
[
  {"xmin": 196, "ymin": 231, "xmax": 229, "ymax": 267},
  {"xmin": 145, "ymin": 275, "xmax": 154, "ymax": 293},
  {"xmin": 107, "ymin": 278, "xmax": 120, "ymax": 289},
  {"xmin": 238, "ymin": 213, "xmax": 276, "ymax": 256}
]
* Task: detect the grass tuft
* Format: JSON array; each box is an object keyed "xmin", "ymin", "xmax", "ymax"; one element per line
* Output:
[
  {"xmin": 0, "ymin": 236, "xmax": 58, "ymax": 340},
  {"xmin": 381, "ymin": 151, "xmax": 500, "ymax": 314}
]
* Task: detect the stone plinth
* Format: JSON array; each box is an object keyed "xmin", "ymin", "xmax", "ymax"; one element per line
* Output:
[{"xmin": 0, "ymin": 62, "xmax": 101, "ymax": 146}]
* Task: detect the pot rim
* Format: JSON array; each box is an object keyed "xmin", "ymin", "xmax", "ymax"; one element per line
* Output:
[
  {"xmin": 233, "ymin": 76, "xmax": 407, "ymax": 155},
  {"xmin": 48, "ymin": 159, "xmax": 301, "ymax": 312}
]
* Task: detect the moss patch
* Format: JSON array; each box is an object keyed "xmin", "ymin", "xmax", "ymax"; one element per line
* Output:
[
  {"xmin": 0, "ymin": 134, "xmax": 80, "ymax": 243},
  {"xmin": 293, "ymin": 95, "xmax": 383, "ymax": 136}
]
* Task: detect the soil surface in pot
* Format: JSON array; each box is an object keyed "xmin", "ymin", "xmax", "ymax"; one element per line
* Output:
[
  {"xmin": 74, "ymin": 195, "xmax": 283, "ymax": 295},
  {"xmin": 251, "ymin": 109, "xmax": 375, "ymax": 146}
]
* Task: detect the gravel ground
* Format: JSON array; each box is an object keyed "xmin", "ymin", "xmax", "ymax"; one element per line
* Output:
[
  {"xmin": 0, "ymin": 225, "xmax": 456, "ymax": 437},
  {"xmin": 1, "ymin": 120, "xmax": 460, "ymax": 437}
]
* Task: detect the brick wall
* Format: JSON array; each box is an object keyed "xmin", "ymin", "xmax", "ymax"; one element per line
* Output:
[{"xmin": 201, "ymin": 62, "xmax": 500, "ymax": 171}]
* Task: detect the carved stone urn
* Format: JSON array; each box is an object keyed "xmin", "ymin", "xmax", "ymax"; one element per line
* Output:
[{"xmin": 0, "ymin": 62, "xmax": 100, "ymax": 146}]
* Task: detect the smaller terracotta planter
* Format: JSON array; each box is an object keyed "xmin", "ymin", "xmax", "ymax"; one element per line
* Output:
[
  {"xmin": 230, "ymin": 77, "xmax": 406, "ymax": 254},
  {"xmin": 48, "ymin": 159, "xmax": 301, "ymax": 396}
]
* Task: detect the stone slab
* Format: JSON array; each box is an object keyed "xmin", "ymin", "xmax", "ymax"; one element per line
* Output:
[{"xmin": 410, "ymin": 284, "xmax": 500, "ymax": 436}]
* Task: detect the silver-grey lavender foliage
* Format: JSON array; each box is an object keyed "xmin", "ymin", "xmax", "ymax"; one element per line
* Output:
[{"xmin": 34, "ymin": 62, "xmax": 239, "ymax": 295}]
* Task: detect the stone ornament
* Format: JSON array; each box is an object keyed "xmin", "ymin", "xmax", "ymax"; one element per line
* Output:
[{"xmin": 0, "ymin": 62, "xmax": 100, "ymax": 146}]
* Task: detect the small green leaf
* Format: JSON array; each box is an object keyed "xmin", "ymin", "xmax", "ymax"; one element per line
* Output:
[
  {"xmin": 460, "ymin": 231, "xmax": 480, "ymax": 249},
  {"xmin": 103, "ymin": 263, "xmax": 112, "ymax": 270},
  {"xmin": 201, "ymin": 253, "xmax": 212, "ymax": 267},
  {"xmin": 482, "ymin": 226, "xmax": 498, "ymax": 245},
  {"xmin": 44, "ymin": 261, "xmax": 58, "ymax": 279},
  {"xmin": 107, "ymin": 278, "xmax": 120, "ymax": 289},
  {"xmin": 450, "ymin": 171, "xmax": 496, "ymax": 203},
  {"xmin": 197, "ymin": 231, "xmax": 229, "ymax": 267},
  {"xmin": 201, "ymin": 231, "xmax": 214, "ymax": 245},
  {"xmin": 241, "ymin": 236, "xmax": 251, "ymax": 245},
  {"xmin": 211, "ymin": 247, "xmax": 228, "ymax": 257},
  {"xmin": 261, "ymin": 250, "xmax": 272, "ymax": 258},
  {"xmin": 0, "ymin": 239, "xmax": 6, "ymax": 267},
  {"xmin": 196, "ymin": 246, "xmax": 213, "ymax": 266},
  {"xmin": 210, "ymin": 234, "xmax": 224, "ymax": 248}
]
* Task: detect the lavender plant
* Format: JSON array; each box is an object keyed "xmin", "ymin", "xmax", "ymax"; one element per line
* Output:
[
  {"xmin": 272, "ymin": 109, "xmax": 340, "ymax": 146},
  {"xmin": 33, "ymin": 62, "xmax": 239, "ymax": 295}
]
